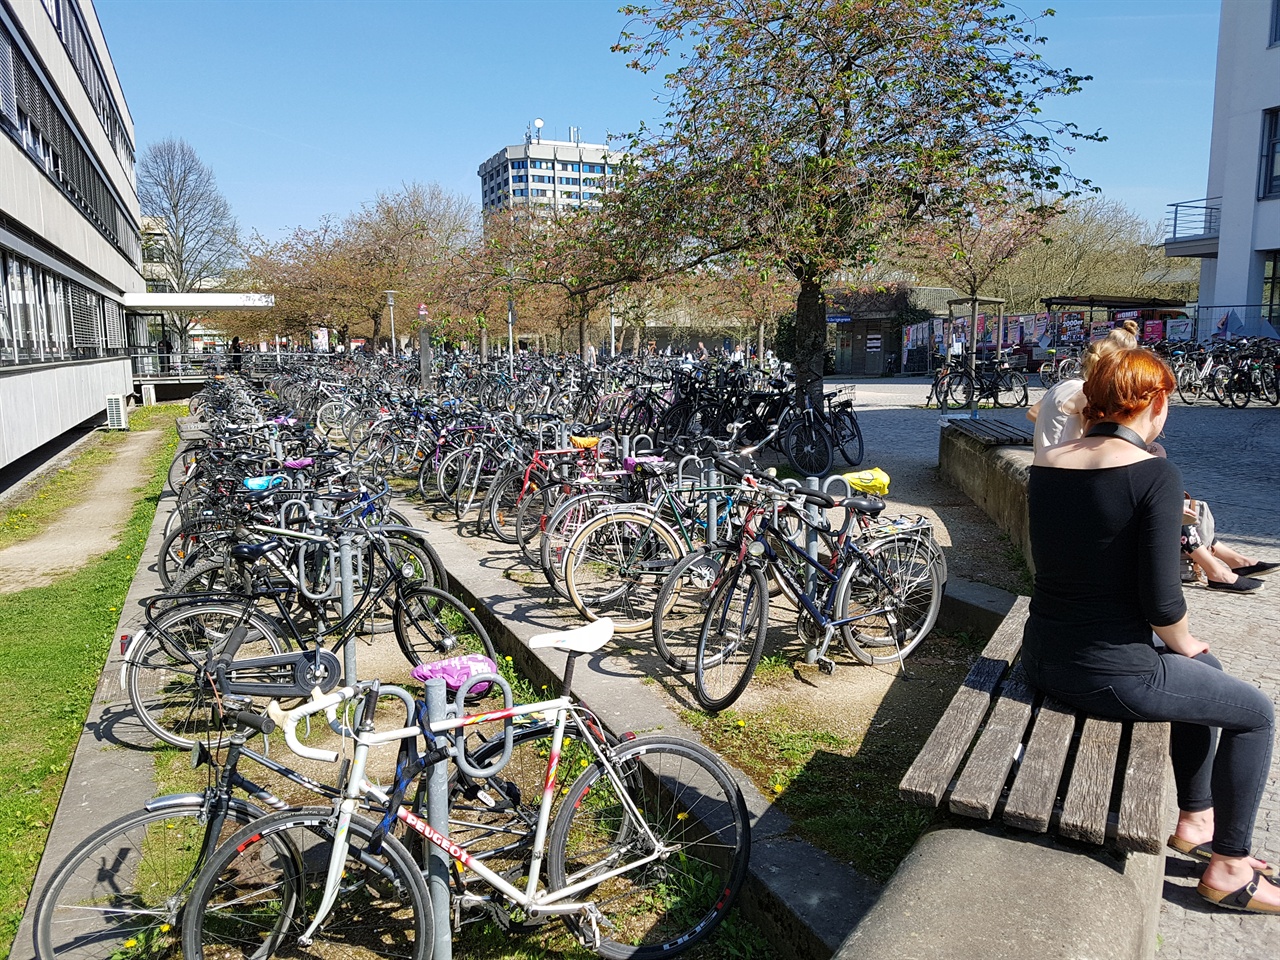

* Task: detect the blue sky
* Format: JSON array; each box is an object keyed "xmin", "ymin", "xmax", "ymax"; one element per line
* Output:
[{"xmin": 94, "ymin": 0, "xmax": 1222, "ymax": 240}]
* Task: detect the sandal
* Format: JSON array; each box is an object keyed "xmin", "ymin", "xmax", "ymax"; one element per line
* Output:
[
  {"xmin": 1198, "ymin": 870, "xmax": 1280, "ymax": 914},
  {"xmin": 1167, "ymin": 835, "xmax": 1277, "ymax": 877}
]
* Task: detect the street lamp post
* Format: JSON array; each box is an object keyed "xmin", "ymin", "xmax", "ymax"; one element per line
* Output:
[
  {"xmin": 418, "ymin": 303, "xmax": 431, "ymax": 388},
  {"xmin": 385, "ymin": 291, "xmax": 396, "ymax": 356}
]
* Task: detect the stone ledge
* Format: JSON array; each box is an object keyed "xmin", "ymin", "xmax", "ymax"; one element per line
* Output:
[
  {"xmin": 939, "ymin": 425, "xmax": 1034, "ymax": 573},
  {"xmin": 833, "ymin": 826, "xmax": 1165, "ymax": 960}
]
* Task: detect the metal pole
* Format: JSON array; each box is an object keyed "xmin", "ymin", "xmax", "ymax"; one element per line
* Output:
[
  {"xmin": 507, "ymin": 291, "xmax": 516, "ymax": 382},
  {"xmin": 339, "ymin": 533, "xmax": 355, "ymax": 684},
  {"xmin": 803, "ymin": 476, "xmax": 821, "ymax": 664},
  {"xmin": 609, "ymin": 299, "xmax": 616, "ymax": 357},
  {"xmin": 425, "ymin": 678, "xmax": 452, "ymax": 960},
  {"xmin": 706, "ymin": 464, "xmax": 720, "ymax": 544}
]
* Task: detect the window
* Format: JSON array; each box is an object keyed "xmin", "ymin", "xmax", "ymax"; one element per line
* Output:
[
  {"xmin": 533, "ymin": 189, "xmax": 548, "ymax": 197},
  {"xmin": 558, "ymin": 162, "xmax": 578, "ymax": 171},
  {"xmin": 511, "ymin": 160, "xmax": 527, "ymax": 169},
  {"xmin": 1264, "ymin": 252, "xmax": 1280, "ymax": 323},
  {"xmin": 1264, "ymin": 109, "xmax": 1280, "ymax": 198},
  {"xmin": 512, "ymin": 174, "xmax": 527, "ymax": 183},
  {"xmin": 558, "ymin": 177, "xmax": 579, "ymax": 186},
  {"xmin": 1272, "ymin": 0, "xmax": 1280, "ymax": 45}
]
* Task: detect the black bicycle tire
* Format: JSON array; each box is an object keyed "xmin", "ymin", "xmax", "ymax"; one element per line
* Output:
[
  {"xmin": 693, "ymin": 561, "xmax": 768, "ymax": 712},
  {"xmin": 546, "ymin": 736, "xmax": 751, "ymax": 959},
  {"xmin": 782, "ymin": 417, "xmax": 833, "ymax": 478},
  {"xmin": 393, "ymin": 584, "xmax": 496, "ymax": 688},
  {"xmin": 35, "ymin": 799, "xmax": 265, "ymax": 960},
  {"xmin": 652, "ymin": 544, "xmax": 733, "ymax": 672},
  {"xmin": 181, "ymin": 807, "xmax": 432, "ymax": 960},
  {"xmin": 833, "ymin": 408, "xmax": 864, "ymax": 467}
]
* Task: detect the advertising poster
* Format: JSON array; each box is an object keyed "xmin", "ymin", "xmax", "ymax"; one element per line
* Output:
[
  {"xmin": 1168, "ymin": 316, "xmax": 1194, "ymax": 340},
  {"xmin": 1144, "ymin": 319, "xmax": 1164, "ymax": 341}
]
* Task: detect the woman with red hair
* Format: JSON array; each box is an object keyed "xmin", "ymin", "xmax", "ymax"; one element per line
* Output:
[{"xmin": 1023, "ymin": 346, "xmax": 1278, "ymax": 914}]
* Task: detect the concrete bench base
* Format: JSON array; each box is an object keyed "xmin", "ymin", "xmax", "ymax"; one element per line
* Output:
[
  {"xmin": 939, "ymin": 424, "xmax": 1034, "ymax": 573},
  {"xmin": 836, "ymin": 827, "xmax": 1164, "ymax": 960}
]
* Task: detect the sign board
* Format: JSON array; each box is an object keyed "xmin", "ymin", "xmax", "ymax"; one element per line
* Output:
[
  {"xmin": 826, "ymin": 314, "xmax": 852, "ymax": 324},
  {"xmin": 418, "ymin": 304, "xmax": 427, "ymax": 317}
]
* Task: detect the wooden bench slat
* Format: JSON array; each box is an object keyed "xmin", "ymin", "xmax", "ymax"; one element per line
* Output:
[
  {"xmin": 949, "ymin": 664, "xmax": 1035, "ymax": 819},
  {"xmin": 899, "ymin": 597, "xmax": 1030, "ymax": 806},
  {"xmin": 1116, "ymin": 722, "xmax": 1171, "ymax": 854},
  {"xmin": 1002, "ymin": 695, "xmax": 1077, "ymax": 833},
  {"xmin": 1059, "ymin": 716, "xmax": 1123, "ymax": 845}
]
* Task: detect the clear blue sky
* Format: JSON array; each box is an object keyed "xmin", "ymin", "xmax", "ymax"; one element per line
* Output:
[{"xmin": 94, "ymin": 0, "xmax": 1222, "ymax": 240}]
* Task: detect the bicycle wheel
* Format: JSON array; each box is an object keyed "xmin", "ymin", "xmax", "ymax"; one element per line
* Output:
[
  {"xmin": 547, "ymin": 736, "xmax": 751, "ymax": 960},
  {"xmin": 1035, "ymin": 361, "xmax": 1057, "ymax": 388},
  {"xmin": 782, "ymin": 417, "xmax": 833, "ymax": 478},
  {"xmin": 836, "ymin": 532, "xmax": 943, "ymax": 665},
  {"xmin": 125, "ymin": 603, "xmax": 290, "ymax": 748},
  {"xmin": 1262, "ymin": 367, "xmax": 1280, "ymax": 406},
  {"xmin": 652, "ymin": 545, "xmax": 733, "ymax": 672},
  {"xmin": 1176, "ymin": 366, "xmax": 1201, "ymax": 405},
  {"xmin": 539, "ymin": 491, "xmax": 623, "ymax": 598},
  {"xmin": 1227, "ymin": 370, "xmax": 1253, "ymax": 409},
  {"xmin": 945, "ymin": 370, "xmax": 975, "ymax": 409},
  {"xmin": 996, "ymin": 371, "xmax": 1028, "ymax": 408},
  {"xmin": 393, "ymin": 584, "xmax": 496, "ymax": 682},
  {"xmin": 832, "ymin": 408, "xmax": 864, "ymax": 467},
  {"xmin": 516, "ymin": 484, "xmax": 557, "ymax": 567},
  {"xmin": 36, "ymin": 799, "xmax": 264, "ymax": 960},
  {"xmin": 694, "ymin": 561, "xmax": 768, "ymax": 712},
  {"xmin": 484, "ymin": 470, "xmax": 532, "ymax": 543},
  {"xmin": 182, "ymin": 807, "xmax": 431, "ymax": 960},
  {"xmin": 563, "ymin": 509, "xmax": 683, "ymax": 633},
  {"xmin": 1209, "ymin": 365, "xmax": 1231, "ymax": 406}
]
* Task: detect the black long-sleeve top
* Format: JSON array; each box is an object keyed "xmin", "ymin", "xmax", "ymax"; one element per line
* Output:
[{"xmin": 1023, "ymin": 458, "xmax": 1188, "ymax": 676}]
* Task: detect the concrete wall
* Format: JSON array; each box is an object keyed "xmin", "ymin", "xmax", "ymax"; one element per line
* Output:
[
  {"xmin": 0, "ymin": 358, "xmax": 132, "ymax": 467},
  {"xmin": 938, "ymin": 428, "xmax": 1034, "ymax": 573}
]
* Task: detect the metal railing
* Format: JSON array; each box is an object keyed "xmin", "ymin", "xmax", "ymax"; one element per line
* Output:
[{"xmin": 1164, "ymin": 197, "xmax": 1221, "ymax": 242}]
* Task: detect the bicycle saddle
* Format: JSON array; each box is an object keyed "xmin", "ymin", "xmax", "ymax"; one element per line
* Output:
[
  {"xmin": 841, "ymin": 495, "xmax": 886, "ymax": 517},
  {"xmin": 230, "ymin": 540, "xmax": 282, "ymax": 561},
  {"xmin": 529, "ymin": 617, "xmax": 615, "ymax": 654}
]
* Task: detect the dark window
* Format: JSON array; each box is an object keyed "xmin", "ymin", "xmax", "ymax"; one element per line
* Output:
[
  {"xmin": 1264, "ymin": 251, "xmax": 1280, "ymax": 323},
  {"xmin": 1272, "ymin": 0, "xmax": 1280, "ymax": 45},
  {"xmin": 1264, "ymin": 109, "xmax": 1280, "ymax": 198}
]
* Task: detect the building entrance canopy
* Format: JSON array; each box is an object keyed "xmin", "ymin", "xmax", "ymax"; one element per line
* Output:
[{"xmin": 122, "ymin": 293, "xmax": 275, "ymax": 311}]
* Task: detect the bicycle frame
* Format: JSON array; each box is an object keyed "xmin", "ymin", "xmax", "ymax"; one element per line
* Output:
[{"xmin": 286, "ymin": 691, "xmax": 671, "ymax": 941}]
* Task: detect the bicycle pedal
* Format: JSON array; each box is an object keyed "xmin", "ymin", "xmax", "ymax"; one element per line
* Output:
[{"xmin": 817, "ymin": 656, "xmax": 836, "ymax": 675}]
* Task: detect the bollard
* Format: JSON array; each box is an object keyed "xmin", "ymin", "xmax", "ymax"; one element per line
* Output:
[
  {"xmin": 803, "ymin": 476, "xmax": 821, "ymax": 664},
  {"xmin": 705, "ymin": 463, "xmax": 720, "ymax": 544},
  {"xmin": 620, "ymin": 434, "xmax": 631, "ymax": 460},
  {"xmin": 425, "ymin": 678, "xmax": 452, "ymax": 960},
  {"xmin": 338, "ymin": 532, "xmax": 355, "ymax": 684}
]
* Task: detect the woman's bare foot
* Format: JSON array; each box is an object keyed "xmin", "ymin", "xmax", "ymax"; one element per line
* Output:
[{"xmin": 1173, "ymin": 811, "xmax": 1275, "ymax": 875}]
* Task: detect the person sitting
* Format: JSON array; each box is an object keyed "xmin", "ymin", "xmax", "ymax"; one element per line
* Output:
[
  {"xmin": 1030, "ymin": 326, "xmax": 1270, "ymax": 593},
  {"xmin": 1023, "ymin": 346, "xmax": 1278, "ymax": 914}
]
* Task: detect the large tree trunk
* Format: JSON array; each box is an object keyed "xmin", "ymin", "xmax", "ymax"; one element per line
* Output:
[
  {"xmin": 794, "ymin": 275, "xmax": 827, "ymax": 402},
  {"xmin": 573, "ymin": 293, "xmax": 589, "ymax": 359},
  {"xmin": 479, "ymin": 323, "xmax": 488, "ymax": 360}
]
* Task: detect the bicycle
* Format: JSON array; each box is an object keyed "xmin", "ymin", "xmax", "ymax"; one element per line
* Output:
[{"xmin": 182, "ymin": 618, "xmax": 751, "ymax": 960}]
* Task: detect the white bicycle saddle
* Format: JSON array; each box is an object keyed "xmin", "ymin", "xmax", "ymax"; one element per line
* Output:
[{"xmin": 529, "ymin": 618, "xmax": 615, "ymax": 654}]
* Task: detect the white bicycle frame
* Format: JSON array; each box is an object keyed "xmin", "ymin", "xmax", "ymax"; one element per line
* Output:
[{"xmin": 268, "ymin": 683, "xmax": 672, "ymax": 943}]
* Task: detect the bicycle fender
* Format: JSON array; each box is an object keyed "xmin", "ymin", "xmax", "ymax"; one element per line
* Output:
[
  {"xmin": 119, "ymin": 628, "xmax": 147, "ymax": 689},
  {"xmin": 144, "ymin": 793, "xmax": 267, "ymax": 820}
]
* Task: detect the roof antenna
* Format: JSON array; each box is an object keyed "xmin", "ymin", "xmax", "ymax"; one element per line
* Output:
[{"xmin": 533, "ymin": 118, "xmax": 544, "ymax": 143}]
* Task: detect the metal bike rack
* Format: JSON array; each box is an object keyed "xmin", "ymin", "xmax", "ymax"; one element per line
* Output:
[{"xmin": 424, "ymin": 678, "xmax": 452, "ymax": 960}]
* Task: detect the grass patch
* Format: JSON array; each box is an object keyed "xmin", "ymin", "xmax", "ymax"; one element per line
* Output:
[
  {"xmin": 686, "ymin": 707, "xmax": 934, "ymax": 882},
  {"xmin": 0, "ymin": 404, "xmax": 181, "ymax": 960},
  {"xmin": 998, "ymin": 534, "xmax": 1034, "ymax": 596}
]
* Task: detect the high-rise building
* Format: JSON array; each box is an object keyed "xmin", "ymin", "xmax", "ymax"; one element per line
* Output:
[
  {"xmin": 477, "ymin": 123, "xmax": 617, "ymax": 213},
  {"xmin": 1163, "ymin": 0, "xmax": 1280, "ymax": 334}
]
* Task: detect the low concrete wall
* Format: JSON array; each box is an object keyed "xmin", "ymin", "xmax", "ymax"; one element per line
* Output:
[
  {"xmin": 0, "ymin": 358, "xmax": 133, "ymax": 468},
  {"xmin": 938, "ymin": 427, "xmax": 1034, "ymax": 573},
  {"xmin": 834, "ymin": 826, "xmax": 1165, "ymax": 960}
]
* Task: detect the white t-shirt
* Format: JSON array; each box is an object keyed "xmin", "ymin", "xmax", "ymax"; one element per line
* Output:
[{"xmin": 1033, "ymin": 378, "xmax": 1086, "ymax": 453}]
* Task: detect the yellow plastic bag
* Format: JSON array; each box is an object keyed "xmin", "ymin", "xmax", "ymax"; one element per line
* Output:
[{"xmin": 841, "ymin": 467, "xmax": 890, "ymax": 496}]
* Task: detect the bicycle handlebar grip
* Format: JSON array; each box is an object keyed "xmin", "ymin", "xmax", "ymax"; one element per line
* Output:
[
  {"xmin": 452, "ymin": 673, "xmax": 514, "ymax": 780},
  {"xmin": 712, "ymin": 455, "xmax": 746, "ymax": 480},
  {"xmin": 801, "ymin": 489, "xmax": 837, "ymax": 509},
  {"xmin": 235, "ymin": 710, "xmax": 277, "ymax": 736}
]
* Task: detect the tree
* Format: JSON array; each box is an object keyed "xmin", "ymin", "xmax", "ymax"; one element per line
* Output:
[
  {"xmin": 616, "ymin": 0, "xmax": 1096, "ymax": 398},
  {"xmin": 138, "ymin": 138, "xmax": 239, "ymax": 347},
  {"xmin": 984, "ymin": 197, "xmax": 1197, "ymax": 311}
]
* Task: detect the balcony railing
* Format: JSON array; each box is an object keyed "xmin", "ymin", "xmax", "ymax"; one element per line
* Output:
[{"xmin": 1164, "ymin": 198, "xmax": 1221, "ymax": 243}]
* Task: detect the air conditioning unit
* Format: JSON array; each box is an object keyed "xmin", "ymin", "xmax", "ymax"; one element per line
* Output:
[
  {"xmin": 141, "ymin": 383, "xmax": 157, "ymax": 406},
  {"xmin": 105, "ymin": 394, "xmax": 129, "ymax": 430}
]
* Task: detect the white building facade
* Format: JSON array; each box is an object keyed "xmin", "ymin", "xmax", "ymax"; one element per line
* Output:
[
  {"xmin": 477, "ymin": 127, "xmax": 617, "ymax": 214},
  {"xmin": 0, "ymin": 0, "xmax": 142, "ymax": 467},
  {"xmin": 1164, "ymin": 0, "xmax": 1280, "ymax": 333}
]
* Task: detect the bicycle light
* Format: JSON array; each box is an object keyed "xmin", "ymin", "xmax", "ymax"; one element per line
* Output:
[
  {"xmin": 748, "ymin": 541, "xmax": 766, "ymax": 557},
  {"xmin": 119, "ymin": 634, "xmax": 130, "ymax": 655}
]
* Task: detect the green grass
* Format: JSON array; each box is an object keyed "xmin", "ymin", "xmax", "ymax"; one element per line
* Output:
[{"xmin": 0, "ymin": 405, "xmax": 181, "ymax": 960}]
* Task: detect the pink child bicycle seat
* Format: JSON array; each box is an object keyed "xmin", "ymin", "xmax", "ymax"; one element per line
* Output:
[{"xmin": 410, "ymin": 654, "xmax": 497, "ymax": 695}]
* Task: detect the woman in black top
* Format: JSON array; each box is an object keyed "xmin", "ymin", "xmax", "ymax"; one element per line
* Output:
[{"xmin": 1023, "ymin": 347, "xmax": 1278, "ymax": 915}]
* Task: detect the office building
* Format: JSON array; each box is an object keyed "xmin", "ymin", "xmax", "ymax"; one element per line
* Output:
[
  {"xmin": 478, "ymin": 124, "xmax": 616, "ymax": 213},
  {"xmin": 1164, "ymin": 0, "xmax": 1280, "ymax": 334}
]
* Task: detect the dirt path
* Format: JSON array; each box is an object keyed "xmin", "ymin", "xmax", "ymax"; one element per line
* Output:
[{"xmin": 0, "ymin": 429, "xmax": 165, "ymax": 593}]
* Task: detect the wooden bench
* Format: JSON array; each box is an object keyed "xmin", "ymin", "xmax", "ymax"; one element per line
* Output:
[
  {"xmin": 900, "ymin": 596, "xmax": 1170, "ymax": 854},
  {"xmin": 943, "ymin": 418, "xmax": 1034, "ymax": 446}
]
